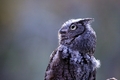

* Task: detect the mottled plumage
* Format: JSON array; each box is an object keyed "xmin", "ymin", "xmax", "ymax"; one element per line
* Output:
[{"xmin": 44, "ymin": 18, "xmax": 100, "ymax": 80}]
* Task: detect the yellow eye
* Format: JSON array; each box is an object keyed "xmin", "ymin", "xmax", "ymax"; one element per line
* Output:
[{"xmin": 70, "ymin": 24, "xmax": 77, "ymax": 30}]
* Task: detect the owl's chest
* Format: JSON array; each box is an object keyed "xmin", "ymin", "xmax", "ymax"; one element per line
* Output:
[
  {"xmin": 58, "ymin": 45, "xmax": 91, "ymax": 65},
  {"xmin": 50, "ymin": 46, "xmax": 95, "ymax": 79}
]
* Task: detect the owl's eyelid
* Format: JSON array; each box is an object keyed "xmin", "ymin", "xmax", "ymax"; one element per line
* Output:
[{"xmin": 70, "ymin": 23, "xmax": 77, "ymax": 28}]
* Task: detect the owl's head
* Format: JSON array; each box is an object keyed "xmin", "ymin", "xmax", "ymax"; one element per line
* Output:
[{"xmin": 58, "ymin": 18, "xmax": 96, "ymax": 54}]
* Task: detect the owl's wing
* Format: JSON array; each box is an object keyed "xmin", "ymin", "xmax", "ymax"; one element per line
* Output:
[
  {"xmin": 44, "ymin": 49, "xmax": 57, "ymax": 80},
  {"xmin": 44, "ymin": 48, "xmax": 70, "ymax": 80},
  {"xmin": 90, "ymin": 69, "xmax": 96, "ymax": 80}
]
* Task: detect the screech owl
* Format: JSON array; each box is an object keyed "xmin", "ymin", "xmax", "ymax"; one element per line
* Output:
[{"xmin": 44, "ymin": 18, "xmax": 100, "ymax": 80}]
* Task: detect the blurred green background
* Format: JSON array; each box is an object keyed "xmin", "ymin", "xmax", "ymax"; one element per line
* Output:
[{"xmin": 0, "ymin": 0, "xmax": 120, "ymax": 80}]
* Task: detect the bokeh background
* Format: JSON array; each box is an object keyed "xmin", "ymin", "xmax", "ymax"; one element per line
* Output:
[{"xmin": 0, "ymin": 0, "xmax": 120, "ymax": 80}]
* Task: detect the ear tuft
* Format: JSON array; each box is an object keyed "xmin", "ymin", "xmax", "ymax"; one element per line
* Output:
[
  {"xmin": 82, "ymin": 18, "xmax": 94, "ymax": 25},
  {"xmin": 77, "ymin": 18, "xmax": 94, "ymax": 25}
]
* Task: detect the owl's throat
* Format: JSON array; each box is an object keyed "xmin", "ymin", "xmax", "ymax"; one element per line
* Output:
[{"xmin": 60, "ymin": 33, "xmax": 81, "ymax": 46}]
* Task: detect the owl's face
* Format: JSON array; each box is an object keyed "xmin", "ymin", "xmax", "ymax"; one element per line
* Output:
[
  {"xmin": 58, "ymin": 18, "xmax": 95, "ymax": 44},
  {"xmin": 58, "ymin": 18, "xmax": 96, "ymax": 53}
]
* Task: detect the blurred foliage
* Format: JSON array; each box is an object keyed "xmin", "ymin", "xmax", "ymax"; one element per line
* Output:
[{"xmin": 0, "ymin": 0, "xmax": 120, "ymax": 80}]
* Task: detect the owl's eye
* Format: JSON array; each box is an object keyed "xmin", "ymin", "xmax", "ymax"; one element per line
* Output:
[{"xmin": 70, "ymin": 24, "xmax": 77, "ymax": 30}]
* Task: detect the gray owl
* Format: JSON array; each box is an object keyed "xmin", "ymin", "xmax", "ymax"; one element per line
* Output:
[{"xmin": 44, "ymin": 18, "xmax": 100, "ymax": 80}]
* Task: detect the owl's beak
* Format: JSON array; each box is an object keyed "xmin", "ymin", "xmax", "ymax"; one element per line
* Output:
[{"xmin": 59, "ymin": 28, "xmax": 67, "ymax": 34}]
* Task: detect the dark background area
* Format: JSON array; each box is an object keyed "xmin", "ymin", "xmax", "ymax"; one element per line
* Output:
[{"xmin": 0, "ymin": 0, "xmax": 120, "ymax": 80}]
